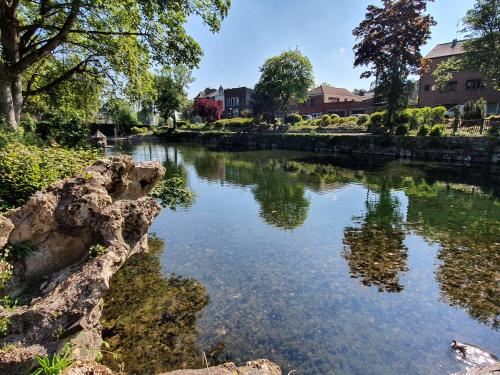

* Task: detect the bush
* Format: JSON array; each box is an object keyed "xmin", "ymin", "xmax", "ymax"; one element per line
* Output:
[
  {"xmin": 176, "ymin": 120, "xmax": 189, "ymax": 128},
  {"xmin": 429, "ymin": 124, "xmax": 445, "ymax": 137},
  {"xmin": 131, "ymin": 126, "xmax": 149, "ymax": 135},
  {"xmin": 0, "ymin": 142, "xmax": 100, "ymax": 210},
  {"xmin": 212, "ymin": 117, "xmax": 254, "ymax": 128},
  {"xmin": 370, "ymin": 112, "xmax": 385, "ymax": 127},
  {"xmin": 240, "ymin": 109, "xmax": 253, "ymax": 118},
  {"xmin": 34, "ymin": 117, "xmax": 90, "ymax": 148},
  {"xmin": 357, "ymin": 114, "xmax": 370, "ymax": 126},
  {"xmin": 320, "ymin": 114, "xmax": 331, "ymax": 126},
  {"xmin": 432, "ymin": 106, "xmax": 447, "ymax": 124},
  {"xmin": 463, "ymin": 98, "xmax": 486, "ymax": 120},
  {"xmin": 285, "ymin": 113, "xmax": 302, "ymax": 125},
  {"xmin": 417, "ymin": 125, "xmax": 430, "ymax": 136},
  {"xmin": 395, "ymin": 124, "xmax": 410, "ymax": 136}
]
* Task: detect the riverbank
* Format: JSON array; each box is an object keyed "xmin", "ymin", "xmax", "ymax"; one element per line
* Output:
[{"xmin": 153, "ymin": 131, "xmax": 500, "ymax": 165}]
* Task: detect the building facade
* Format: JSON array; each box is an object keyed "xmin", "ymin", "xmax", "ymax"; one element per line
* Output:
[
  {"xmin": 224, "ymin": 87, "xmax": 254, "ymax": 118},
  {"xmin": 418, "ymin": 40, "xmax": 499, "ymax": 114},
  {"xmin": 196, "ymin": 86, "xmax": 225, "ymax": 110},
  {"xmin": 298, "ymin": 86, "xmax": 374, "ymax": 117}
]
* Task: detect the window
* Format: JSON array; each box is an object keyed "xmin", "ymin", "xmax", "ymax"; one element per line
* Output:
[
  {"xmin": 466, "ymin": 79, "xmax": 482, "ymax": 90},
  {"xmin": 328, "ymin": 97, "xmax": 339, "ymax": 103},
  {"xmin": 310, "ymin": 98, "xmax": 316, "ymax": 106},
  {"xmin": 424, "ymin": 85, "xmax": 432, "ymax": 91},
  {"xmin": 227, "ymin": 97, "xmax": 239, "ymax": 107},
  {"xmin": 439, "ymin": 81, "xmax": 458, "ymax": 93}
]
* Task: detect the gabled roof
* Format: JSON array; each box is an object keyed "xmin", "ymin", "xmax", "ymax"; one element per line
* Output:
[
  {"xmin": 196, "ymin": 87, "xmax": 223, "ymax": 99},
  {"xmin": 308, "ymin": 86, "xmax": 365, "ymax": 103},
  {"xmin": 425, "ymin": 40, "xmax": 465, "ymax": 59}
]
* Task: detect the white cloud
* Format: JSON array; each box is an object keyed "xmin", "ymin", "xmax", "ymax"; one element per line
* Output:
[{"xmin": 339, "ymin": 47, "xmax": 347, "ymax": 54}]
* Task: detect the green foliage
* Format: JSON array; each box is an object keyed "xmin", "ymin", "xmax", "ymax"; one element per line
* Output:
[
  {"xmin": 102, "ymin": 98, "xmax": 139, "ymax": 134},
  {"xmin": 212, "ymin": 117, "xmax": 254, "ymax": 129},
  {"xmin": 89, "ymin": 244, "xmax": 107, "ymax": 258},
  {"xmin": 357, "ymin": 115, "xmax": 370, "ymax": 126},
  {"xmin": 285, "ymin": 113, "xmax": 303, "ymax": 124},
  {"xmin": 155, "ymin": 66, "xmax": 193, "ymax": 125},
  {"xmin": 417, "ymin": 125, "xmax": 431, "ymax": 136},
  {"xmin": 253, "ymin": 49, "xmax": 315, "ymax": 116},
  {"xmin": 429, "ymin": 124, "xmax": 445, "ymax": 137},
  {"xmin": 432, "ymin": 106, "xmax": 447, "ymax": 123},
  {"xmin": 131, "ymin": 127, "xmax": 149, "ymax": 135},
  {"xmin": 176, "ymin": 120, "xmax": 189, "ymax": 128},
  {"xmin": 240, "ymin": 109, "xmax": 253, "ymax": 118},
  {"xmin": 463, "ymin": 98, "xmax": 487, "ymax": 120},
  {"xmin": 42, "ymin": 117, "xmax": 90, "ymax": 148},
  {"xmin": 0, "ymin": 295, "xmax": 19, "ymax": 311},
  {"xmin": 320, "ymin": 114, "xmax": 331, "ymax": 126},
  {"xmin": 0, "ymin": 317, "xmax": 9, "ymax": 337},
  {"xmin": 395, "ymin": 124, "xmax": 410, "ymax": 136},
  {"xmin": 0, "ymin": 142, "xmax": 100, "ymax": 210},
  {"xmin": 150, "ymin": 176, "xmax": 195, "ymax": 210},
  {"xmin": 370, "ymin": 112, "xmax": 385, "ymax": 127},
  {"xmin": 31, "ymin": 344, "xmax": 73, "ymax": 375}
]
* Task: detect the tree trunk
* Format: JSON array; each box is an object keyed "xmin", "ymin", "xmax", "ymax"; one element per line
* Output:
[
  {"xmin": 0, "ymin": 78, "xmax": 18, "ymax": 130},
  {"xmin": 12, "ymin": 74, "xmax": 23, "ymax": 124}
]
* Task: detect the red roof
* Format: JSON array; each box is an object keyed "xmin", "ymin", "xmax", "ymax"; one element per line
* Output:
[{"xmin": 308, "ymin": 86, "xmax": 365, "ymax": 103}]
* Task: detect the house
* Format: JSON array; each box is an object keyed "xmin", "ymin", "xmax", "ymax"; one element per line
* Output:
[
  {"xmin": 196, "ymin": 86, "xmax": 225, "ymax": 109},
  {"xmin": 224, "ymin": 87, "xmax": 254, "ymax": 118},
  {"xmin": 298, "ymin": 86, "xmax": 374, "ymax": 117},
  {"xmin": 418, "ymin": 40, "xmax": 499, "ymax": 114}
]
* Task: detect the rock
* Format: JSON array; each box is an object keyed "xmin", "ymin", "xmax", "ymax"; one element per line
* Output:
[
  {"xmin": 0, "ymin": 215, "xmax": 13, "ymax": 250},
  {"xmin": 160, "ymin": 360, "xmax": 282, "ymax": 375},
  {"xmin": 0, "ymin": 156, "xmax": 164, "ymax": 373},
  {"xmin": 451, "ymin": 362, "xmax": 500, "ymax": 375},
  {"xmin": 62, "ymin": 360, "xmax": 114, "ymax": 375}
]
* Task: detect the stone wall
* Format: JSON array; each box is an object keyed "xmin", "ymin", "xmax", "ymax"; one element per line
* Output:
[{"xmin": 163, "ymin": 131, "xmax": 500, "ymax": 165}]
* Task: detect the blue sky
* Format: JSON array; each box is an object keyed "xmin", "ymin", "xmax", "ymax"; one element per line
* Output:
[{"xmin": 185, "ymin": 0, "xmax": 475, "ymax": 98}]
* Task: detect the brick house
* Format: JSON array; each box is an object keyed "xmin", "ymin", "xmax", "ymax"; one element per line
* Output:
[
  {"xmin": 418, "ymin": 40, "xmax": 500, "ymax": 114},
  {"xmin": 224, "ymin": 87, "xmax": 253, "ymax": 118},
  {"xmin": 298, "ymin": 86, "xmax": 374, "ymax": 117}
]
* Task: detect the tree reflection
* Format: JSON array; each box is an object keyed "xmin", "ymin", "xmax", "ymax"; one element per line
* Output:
[
  {"xmin": 101, "ymin": 236, "xmax": 214, "ymax": 374},
  {"xmin": 406, "ymin": 190, "xmax": 500, "ymax": 330},
  {"xmin": 342, "ymin": 186, "xmax": 408, "ymax": 292}
]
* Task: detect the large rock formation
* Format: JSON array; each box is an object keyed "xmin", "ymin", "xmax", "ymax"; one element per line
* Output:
[{"xmin": 0, "ymin": 156, "xmax": 164, "ymax": 374}]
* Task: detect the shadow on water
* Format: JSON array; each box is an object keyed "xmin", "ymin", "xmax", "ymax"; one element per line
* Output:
[{"xmin": 101, "ymin": 235, "xmax": 223, "ymax": 375}]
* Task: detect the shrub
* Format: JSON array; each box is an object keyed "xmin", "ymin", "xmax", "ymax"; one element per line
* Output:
[
  {"xmin": 463, "ymin": 98, "xmax": 486, "ymax": 120},
  {"xmin": 212, "ymin": 117, "xmax": 253, "ymax": 128},
  {"xmin": 34, "ymin": 117, "xmax": 90, "ymax": 148},
  {"xmin": 240, "ymin": 109, "xmax": 253, "ymax": 118},
  {"xmin": 417, "ymin": 125, "xmax": 430, "ymax": 136},
  {"xmin": 32, "ymin": 344, "xmax": 73, "ymax": 375},
  {"xmin": 432, "ymin": 106, "xmax": 447, "ymax": 124},
  {"xmin": 395, "ymin": 124, "xmax": 410, "ymax": 136},
  {"xmin": 0, "ymin": 317, "xmax": 9, "ymax": 337},
  {"xmin": 131, "ymin": 127, "xmax": 149, "ymax": 135},
  {"xmin": 0, "ymin": 142, "xmax": 100, "ymax": 210},
  {"xmin": 89, "ymin": 244, "xmax": 107, "ymax": 258},
  {"xmin": 370, "ymin": 112, "xmax": 385, "ymax": 127},
  {"xmin": 320, "ymin": 114, "xmax": 331, "ymax": 126},
  {"xmin": 488, "ymin": 123, "xmax": 500, "ymax": 137},
  {"xmin": 285, "ymin": 113, "xmax": 302, "ymax": 125},
  {"xmin": 176, "ymin": 120, "xmax": 189, "ymax": 128},
  {"xmin": 429, "ymin": 124, "xmax": 445, "ymax": 137},
  {"xmin": 357, "ymin": 114, "xmax": 370, "ymax": 126}
]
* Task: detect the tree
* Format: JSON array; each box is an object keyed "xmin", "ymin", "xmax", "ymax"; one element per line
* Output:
[
  {"xmin": 253, "ymin": 50, "xmax": 314, "ymax": 119},
  {"xmin": 155, "ymin": 66, "xmax": 193, "ymax": 128},
  {"xmin": 434, "ymin": 0, "xmax": 500, "ymax": 90},
  {"xmin": 192, "ymin": 98, "xmax": 223, "ymax": 122},
  {"xmin": 353, "ymin": 0, "xmax": 435, "ymax": 128},
  {"xmin": 0, "ymin": 0, "xmax": 230, "ymax": 130},
  {"xmin": 352, "ymin": 88, "xmax": 367, "ymax": 96}
]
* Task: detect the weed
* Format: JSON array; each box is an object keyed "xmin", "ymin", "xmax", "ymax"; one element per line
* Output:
[
  {"xmin": 0, "ymin": 316, "xmax": 10, "ymax": 337},
  {"xmin": 89, "ymin": 244, "xmax": 107, "ymax": 258},
  {"xmin": 31, "ymin": 344, "xmax": 73, "ymax": 375}
]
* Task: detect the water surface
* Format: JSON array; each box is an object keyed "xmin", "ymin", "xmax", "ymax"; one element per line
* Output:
[{"xmin": 102, "ymin": 142, "xmax": 499, "ymax": 375}]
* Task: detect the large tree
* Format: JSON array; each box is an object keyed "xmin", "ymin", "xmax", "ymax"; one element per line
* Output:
[
  {"xmin": 155, "ymin": 65, "xmax": 193, "ymax": 128},
  {"xmin": 353, "ymin": 0, "xmax": 435, "ymax": 127},
  {"xmin": 253, "ymin": 49, "xmax": 314, "ymax": 119},
  {"xmin": 0, "ymin": 0, "xmax": 230, "ymax": 130},
  {"xmin": 433, "ymin": 0, "xmax": 500, "ymax": 90}
]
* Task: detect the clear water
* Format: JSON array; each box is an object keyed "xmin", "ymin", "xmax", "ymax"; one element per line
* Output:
[{"xmin": 102, "ymin": 142, "xmax": 499, "ymax": 375}]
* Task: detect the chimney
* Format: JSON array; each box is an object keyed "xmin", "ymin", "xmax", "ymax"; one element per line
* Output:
[{"xmin": 451, "ymin": 39, "xmax": 458, "ymax": 48}]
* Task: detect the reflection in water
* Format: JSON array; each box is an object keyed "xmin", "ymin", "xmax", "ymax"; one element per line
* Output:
[
  {"xmin": 342, "ymin": 186, "xmax": 408, "ymax": 292},
  {"xmin": 111, "ymin": 143, "xmax": 500, "ymax": 374},
  {"xmin": 406, "ymin": 189, "xmax": 500, "ymax": 330},
  {"xmin": 101, "ymin": 236, "xmax": 213, "ymax": 374}
]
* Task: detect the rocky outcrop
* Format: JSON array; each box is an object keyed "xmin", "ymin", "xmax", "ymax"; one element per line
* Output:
[
  {"xmin": 452, "ymin": 363, "xmax": 500, "ymax": 375},
  {"xmin": 160, "ymin": 360, "xmax": 281, "ymax": 375},
  {"xmin": 0, "ymin": 156, "xmax": 165, "ymax": 374}
]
